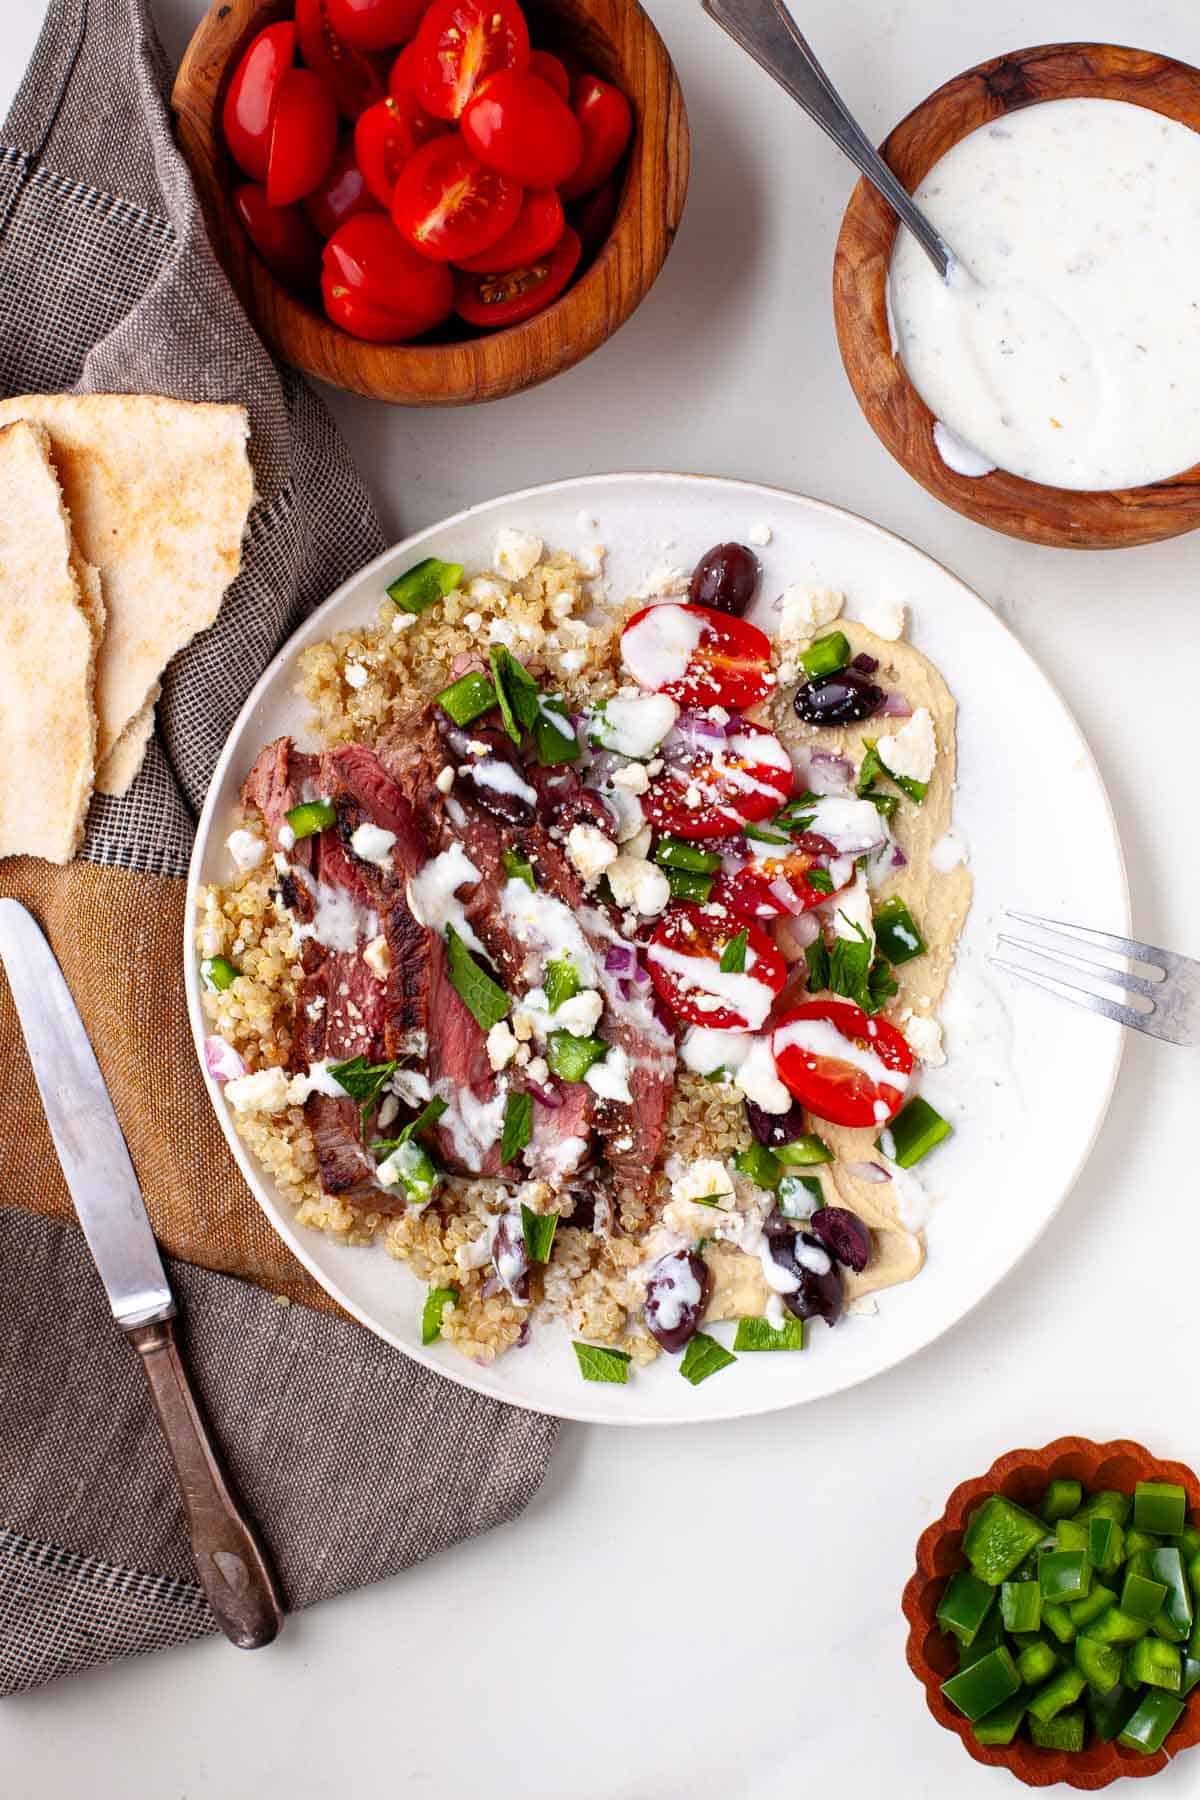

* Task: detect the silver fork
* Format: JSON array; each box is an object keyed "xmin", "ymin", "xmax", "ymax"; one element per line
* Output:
[{"xmin": 991, "ymin": 913, "xmax": 1200, "ymax": 1047}]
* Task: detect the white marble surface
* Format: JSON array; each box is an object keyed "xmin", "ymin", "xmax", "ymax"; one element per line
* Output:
[{"xmin": 3, "ymin": 0, "xmax": 1199, "ymax": 1793}]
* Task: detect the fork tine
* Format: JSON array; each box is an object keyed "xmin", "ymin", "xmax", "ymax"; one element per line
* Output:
[
  {"xmin": 995, "ymin": 934, "xmax": 1163, "ymax": 1002},
  {"xmin": 988, "ymin": 956, "xmax": 1155, "ymax": 1034},
  {"xmin": 1004, "ymin": 910, "xmax": 1176, "ymax": 975}
]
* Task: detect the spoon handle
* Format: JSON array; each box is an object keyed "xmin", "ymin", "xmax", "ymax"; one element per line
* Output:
[{"xmin": 701, "ymin": 0, "xmax": 951, "ymax": 278}]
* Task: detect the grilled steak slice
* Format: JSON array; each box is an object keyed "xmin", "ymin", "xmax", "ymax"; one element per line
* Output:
[
  {"xmin": 525, "ymin": 1081, "xmax": 592, "ymax": 1183},
  {"xmin": 240, "ymin": 736, "xmax": 320, "ymax": 854},
  {"xmin": 378, "ymin": 708, "xmax": 449, "ymax": 842},
  {"xmin": 306, "ymin": 1094, "xmax": 386, "ymax": 1206},
  {"xmin": 578, "ymin": 906, "xmax": 677, "ymax": 1194},
  {"xmin": 323, "ymin": 743, "xmax": 429, "ymax": 874}
]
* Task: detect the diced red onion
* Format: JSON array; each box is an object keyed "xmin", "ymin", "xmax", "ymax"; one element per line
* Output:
[
  {"xmin": 605, "ymin": 944, "xmax": 637, "ymax": 975},
  {"xmin": 768, "ymin": 877, "xmax": 805, "ymax": 917},
  {"xmin": 203, "ymin": 1036, "xmax": 245, "ymax": 1083},
  {"xmin": 890, "ymin": 845, "xmax": 908, "ymax": 870},
  {"xmin": 480, "ymin": 1275, "xmax": 502, "ymax": 1300},
  {"xmin": 852, "ymin": 652, "xmax": 879, "ymax": 674},
  {"xmin": 516, "ymin": 1320, "xmax": 531, "ymax": 1348},
  {"xmin": 845, "ymin": 1161, "xmax": 890, "ymax": 1184},
  {"xmin": 774, "ymin": 911, "xmax": 820, "ymax": 961},
  {"xmin": 450, "ymin": 651, "xmax": 484, "ymax": 678},
  {"xmin": 880, "ymin": 691, "xmax": 912, "ymax": 718},
  {"xmin": 618, "ymin": 977, "xmax": 633, "ymax": 1001},
  {"xmin": 665, "ymin": 709, "xmax": 729, "ymax": 761},
  {"xmin": 527, "ymin": 1080, "xmax": 562, "ymax": 1109},
  {"xmin": 806, "ymin": 751, "xmax": 855, "ymax": 798}
]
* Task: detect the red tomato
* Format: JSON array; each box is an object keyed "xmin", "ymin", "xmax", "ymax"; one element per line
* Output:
[
  {"xmin": 560, "ymin": 73, "xmax": 632, "ymax": 200},
  {"xmin": 327, "ymin": 0, "xmax": 427, "ymax": 51},
  {"xmin": 222, "ymin": 21, "xmax": 295, "ymax": 182},
  {"xmin": 322, "ymin": 212, "xmax": 454, "ymax": 338},
  {"xmin": 303, "ymin": 137, "xmax": 381, "ymax": 235},
  {"xmin": 414, "ymin": 0, "xmax": 530, "ymax": 120},
  {"xmin": 647, "ymin": 902, "xmax": 785, "ymax": 1033},
  {"xmin": 267, "ymin": 67, "xmax": 338, "ymax": 205},
  {"xmin": 721, "ymin": 847, "xmax": 846, "ymax": 922},
  {"xmin": 461, "ymin": 70, "xmax": 582, "ymax": 187},
  {"xmin": 391, "ymin": 135, "xmax": 523, "ymax": 262},
  {"xmin": 453, "ymin": 225, "xmax": 579, "ymax": 325},
  {"xmin": 389, "ymin": 39, "xmax": 423, "ymax": 95},
  {"xmin": 354, "ymin": 93, "xmax": 446, "ymax": 207},
  {"xmin": 528, "ymin": 49, "xmax": 570, "ymax": 100},
  {"xmin": 234, "ymin": 183, "xmax": 323, "ymax": 289},
  {"xmin": 571, "ymin": 175, "xmax": 618, "ymax": 252},
  {"xmin": 621, "ymin": 602, "xmax": 775, "ymax": 710},
  {"xmin": 772, "ymin": 1000, "xmax": 913, "ymax": 1128},
  {"xmin": 454, "ymin": 187, "xmax": 563, "ymax": 271},
  {"xmin": 642, "ymin": 717, "xmax": 794, "ymax": 841},
  {"xmin": 295, "ymin": 0, "xmax": 387, "ymax": 119}
]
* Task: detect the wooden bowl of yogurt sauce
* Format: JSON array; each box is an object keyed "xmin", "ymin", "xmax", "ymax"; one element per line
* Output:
[{"xmin": 833, "ymin": 42, "xmax": 1200, "ymax": 548}]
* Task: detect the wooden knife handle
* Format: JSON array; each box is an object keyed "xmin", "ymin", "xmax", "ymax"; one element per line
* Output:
[{"xmin": 125, "ymin": 1316, "xmax": 284, "ymax": 1649}]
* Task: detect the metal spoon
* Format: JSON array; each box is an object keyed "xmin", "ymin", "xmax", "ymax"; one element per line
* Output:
[{"xmin": 702, "ymin": 0, "xmax": 954, "ymax": 279}]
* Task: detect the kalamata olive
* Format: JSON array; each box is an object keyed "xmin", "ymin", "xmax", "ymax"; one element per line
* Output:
[
  {"xmin": 793, "ymin": 668, "xmax": 885, "ymax": 726},
  {"xmin": 745, "ymin": 1096, "xmax": 807, "ymax": 1149},
  {"xmin": 770, "ymin": 1229, "xmax": 843, "ymax": 1328},
  {"xmin": 436, "ymin": 718, "xmax": 536, "ymax": 825},
  {"xmin": 491, "ymin": 1213, "xmax": 530, "ymax": 1303},
  {"xmin": 851, "ymin": 652, "xmax": 880, "ymax": 675},
  {"xmin": 644, "ymin": 1248, "xmax": 711, "ymax": 1352},
  {"xmin": 688, "ymin": 541, "xmax": 761, "ymax": 616},
  {"xmin": 807, "ymin": 1206, "xmax": 871, "ymax": 1273}
]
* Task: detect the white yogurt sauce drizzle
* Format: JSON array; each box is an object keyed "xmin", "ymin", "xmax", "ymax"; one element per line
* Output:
[{"xmin": 890, "ymin": 98, "xmax": 1200, "ymax": 490}]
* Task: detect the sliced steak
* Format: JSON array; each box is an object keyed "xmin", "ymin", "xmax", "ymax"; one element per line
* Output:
[
  {"xmin": 240, "ymin": 736, "xmax": 320, "ymax": 854},
  {"xmin": 524, "ymin": 1080, "xmax": 592, "ymax": 1183},
  {"xmin": 306, "ymin": 1094, "xmax": 386, "ymax": 1206},
  {"xmin": 578, "ymin": 905, "xmax": 677, "ymax": 1193},
  {"xmin": 323, "ymin": 743, "xmax": 429, "ymax": 874}
]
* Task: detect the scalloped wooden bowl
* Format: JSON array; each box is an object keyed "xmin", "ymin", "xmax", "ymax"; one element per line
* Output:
[
  {"xmin": 902, "ymin": 1437, "xmax": 1200, "ymax": 1788},
  {"xmin": 172, "ymin": 0, "xmax": 689, "ymax": 404},
  {"xmin": 833, "ymin": 42, "xmax": 1200, "ymax": 548}
]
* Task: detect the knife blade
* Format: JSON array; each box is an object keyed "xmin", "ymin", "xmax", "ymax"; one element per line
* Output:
[{"xmin": 0, "ymin": 898, "xmax": 173, "ymax": 1328}]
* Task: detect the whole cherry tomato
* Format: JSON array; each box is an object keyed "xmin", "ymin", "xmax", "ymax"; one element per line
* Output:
[
  {"xmin": 234, "ymin": 182, "xmax": 323, "ymax": 290},
  {"xmin": 528, "ymin": 49, "xmax": 570, "ymax": 99},
  {"xmin": 646, "ymin": 902, "xmax": 786, "ymax": 1033},
  {"xmin": 461, "ymin": 69, "xmax": 583, "ymax": 188},
  {"xmin": 294, "ymin": 0, "xmax": 387, "ymax": 119},
  {"xmin": 453, "ymin": 225, "xmax": 580, "ymax": 325},
  {"xmin": 560, "ymin": 73, "xmax": 632, "ymax": 200},
  {"xmin": 266, "ymin": 67, "xmax": 338, "ymax": 205},
  {"xmin": 453, "ymin": 187, "xmax": 563, "ymax": 272},
  {"xmin": 222, "ymin": 21, "xmax": 295, "ymax": 183},
  {"xmin": 414, "ymin": 0, "xmax": 530, "ymax": 120},
  {"xmin": 772, "ymin": 1000, "xmax": 913, "ymax": 1127},
  {"xmin": 571, "ymin": 175, "xmax": 618, "ymax": 252},
  {"xmin": 354, "ymin": 93, "xmax": 445, "ymax": 208},
  {"xmin": 391, "ymin": 135, "xmax": 523, "ymax": 262},
  {"xmin": 388, "ymin": 39, "xmax": 423, "ymax": 95},
  {"xmin": 327, "ymin": 0, "xmax": 427, "ymax": 51},
  {"xmin": 322, "ymin": 212, "xmax": 454, "ymax": 338},
  {"xmin": 303, "ymin": 138, "xmax": 381, "ymax": 237}
]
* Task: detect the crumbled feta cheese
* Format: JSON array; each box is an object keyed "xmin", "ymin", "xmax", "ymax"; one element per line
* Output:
[
  {"xmin": 748, "ymin": 521, "xmax": 773, "ymax": 546},
  {"xmin": 684, "ymin": 783, "xmax": 702, "ymax": 809},
  {"xmin": 392, "ymin": 611, "xmax": 417, "ymax": 632},
  {"xmin": 488, "ymin": 619, "xmax": 516, "ymax": 646},
  {"xmin": 462, "ymin": 610, "xmax": 483, "ymax": 631},
  {"xmin": 612, "ymin": 762, "xmax": 650, "ymax": 795},
  {"xmin": 776, "ymin": 585, "xmax": 844, "ymax": 677},
  {"xmin": 589, "ymin": 692, "xmax": 678, "ymax": 759},
  {"xmin": 363, "ymin": 934, "xmax": 391, "ymax": 979},
  {"xmin": 624, "ymin": 823, "xmax": 653, "ymax": 861},
  {"xmin": 225, "ymin": 828, "xmax": 266, "ymax": 871},
  {"xmin": 604, "ymin": 785, "xmax": 645, "ymax": 844},
  {"xmin": 833, "ymin": 871, "xmax": 876, "ymax": 956},
  {"xmin": 278, "ymin": 823, "xmax": 296, "ymax": 851},
  {"xmin": 566, "ymin": 822, "xmax": 618, "ymax": 885},
  {"xmin": 585, "ymin": 1044, "xmax": 633, "ymax": 1104},
  {"xmin": 904, "ymin": 1016, "xmax": 946, "ymax": 1067},
  {"xmin": 629, "ymin": 562, "xmax": 689, "ymax": 600},
  {"xmin": 511, "ymin": 1010, "xmax": 535, "ymax": 1042},
  {"xmin": 494, "ymin": 527, "xmax": 543, "ymax": 581},
  {"xmin": 224, "ymin": 1066, "xmax": 290, "ymax": 1113},
  {"xmin": 435, "ymin": 766, "xmax": 455, "ymax": 794},
  {"xmin": 550, "ymin": 591, "xmax": 576, "ymax": 620},
  {"xmin": 390, "ymin": 1069, "xmax": 432, "ymax": 1107},
  {"xmin": 486, "ymin": 1020, "xmax": 519, "ymax": 1070},
  {"xmin": 350, "ymin": 823, "xmax": 396, "ymax": 868},
  {"xmin": 559, "ymin": 648, "xmax": 586, "ymax": 673},
  {"xmin": 344, "ymin": 661, "xmax": 369, "ymax": 689},
  {"xmin": 671, "ymin": 1157, "xmax": 735, "ymax": 1207},
  {"xmin": 606, "ymin": 855, "xmax": 670, "ymax": 916},
  {"xmin": 467, "ymin": 576, "xmax": 507, "ymax": 605},
  {"xmin": 521, "ymin": 987, "xmax": 604, "ymax": 1039},
  {"xmin": 857, "ymin": 598, "xmax": 906, "ymax": 640},
  {"xmin": 876, "ymin": 707, "xmax": 936, "ymax": 785},
  {"xmin": 733, "ymin": 1038, "xmax": 792, "ymax": 1115},
  {"xmin": 526, "ymin": 1055, "xmax": 549, "ymax": 1086}
]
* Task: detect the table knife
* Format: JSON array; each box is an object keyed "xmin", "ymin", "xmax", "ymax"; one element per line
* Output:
[{"xmin": 0, "ymin": 898, "xmax": 283, "ymax": 1650}]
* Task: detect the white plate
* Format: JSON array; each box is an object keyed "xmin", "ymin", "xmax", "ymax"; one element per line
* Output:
[{"xmin": 185, "ymin": 474, "xmax": 1127, "ymax": 1426}]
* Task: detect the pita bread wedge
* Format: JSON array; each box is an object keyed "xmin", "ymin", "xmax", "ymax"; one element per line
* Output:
[
  {"xmin": 95, "ymin": 685, "xmax": 160, "ymax": 797},
  {"xmin": 0, "ymin": 420, "xmax": 99, "ymax": 864},
  {"xmin": 0, "ymin": 394, "xmax": 253, "ymax": 763}
]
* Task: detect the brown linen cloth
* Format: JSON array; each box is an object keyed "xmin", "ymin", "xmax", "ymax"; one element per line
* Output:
[{"xmin": 0, "ymin": 0, "xmax": 558, "ymax": 1694}]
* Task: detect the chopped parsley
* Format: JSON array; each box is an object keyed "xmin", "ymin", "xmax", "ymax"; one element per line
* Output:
[
  {"xmin": 805, "ymin": 868, "xmax": 835, "ymax": 896},
  {"xmin": 805, "ymin": 924, "xmax": 898, "ymax": 1016}
]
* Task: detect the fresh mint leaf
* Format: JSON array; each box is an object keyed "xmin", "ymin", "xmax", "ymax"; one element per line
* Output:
[
  {"xmin": 719, "ymin": 927, "xmax": 749, "ymax": 974},
  {"xmin": 856, "ymin": 741, "xmax": 883, "ymax": 797},
  {"xmin": 733, "ymin": 1315, "xmax": 805, "ymax": 1352},
  {"xmin": 893, "ymin": 772, "xmax": 928, "ymax": 804},
  {"xmin": 806, "ymin": 868, "xmax": 834, "ymax": 895},
  {"xmin": 573, "ymin": 1341, "xmax": 631, "ymax": 1384},
  {"xmin": 544, "ymin": 957, "xmax": 581, "ymax": 1011},
  {"xmin": 445, "ymin": 924, "xmax": 510, "ymax": 1030},
  {"xmin": 329, "ymin": 1055, "xmax": 396, "ymax": 1112},
  {"xmin": 534, "ymin": 694, "xmax": 579, "ymax": 766},
  {"xmin": 805, "ymin": 939, "xmax": 830, "ymax": 991},
  {"xmin": 488, "ymin": 646, "xmax": 539, "ymax": 743},
  {"xmin": 744, "ymin": 821, "xmax": 791, "ymax": 845},
  {"xmin": 502, "ymin": 847, "xmax": 535, "ymax": 890},
  {"xmin": 679, "ymin": 1332, "xmax": 737, "ymax": 1386},
  {"xmin": 829, "ymin": 920, "xmax": 873, "ymax": 1008},
  {"xmin": 500, "ymin": 1092, "xmax": 533, "ymax": 1166},
  {"xmin": 521, "ymin": 1203, "xmax": 559, "ymax": 1264},
  {"xmin": 370, "ymin": 1095, "xmax": 449, "ymax": 1156},
  {"xmin": 867, "ymin": 958, "xmax": 899, "ymax": 1012},
  {"xmin": 421, "ymin": 1285, "xmax": 458, "ymax": 1345}
]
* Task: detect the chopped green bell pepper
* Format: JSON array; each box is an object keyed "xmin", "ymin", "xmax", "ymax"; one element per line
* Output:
[
  {"xmin": 546, "ymin": 1032, "xmax": 608, "ymax": 1083},
  {"xmin": 1128, "ymin": 1635, "xmax": 1182, "ymax": 1693},
  {"xmin": 200, "ymin": 954, "xmax": 238, "ymax": 992},
  {"xmin": 1042, "ymin": 1478, "xmax": 1083, "ymax": 1523},
  {"xmin": 285, "ymin": 798, "xmax": 336, "ymax": 838},
  {"xmin": 1148, "ymin": 1547, "xmax": 1193, "ymax": 1641},
  {"xmin": 1082, "ymin": 1605, "xmax": 1150, "ymax": 1646},
  {"xmin": 774, "ymin": 1133, "xmax": 834, "ymax": 1167},
  {"xmin": 1056, "ymin": 1518, "xmax": 1089, "ymax": 1553},
  {"xmin": 1068, "ymin": 1587, "xmax": 1114, "ymax": 1631},
  {"xmin": 1122, "ymin": 1569, "xmax": 1169, "ymax": 1623},
  {"xmin": 964, "ymin": 1496, "xmax": 1051, "ymax": 1587},
  {"xmin": 1030, "ymin": 1708, "xmax": 1085, "ymax": 1752},
  {"xmin": 1134, "ymin": 1481, "xmax": 1188, "ymax": 1538},
  {"xmin": 386, "ymin": 556, "xmax": 463, "ymax": 615},
  {"xmin": 1089, "ymin": 1516, "xmax": 1124, "ymax": 1573},
  {"xmin": 1118, "ymin": 1689, "xmax": 1185, "ymax": 1754},
  {"xmin": 873, "ymin": 895, "xmax": 926, "ymax": 965},
  {"xmin": 665, "ymin": 867, "xmax": 714, "ymax": 903},
  {"xmin": 798, "ymin": 631, "xmax": 851, "ymax": 679},
  {"xmin": 1043, "ymin": 1602, "xmax": 1078, "ymax": 1645},
  {"xmin": 733, "ymin": 1143, "xmax": 782, "ymax": 1191},
  {"xmin": 937, "ymin": 1571, "xmax": 996, "ymax": 1646},
  {"xmin": 654, "ymin": 836, "xmax": 722, "ymax": 873},
  {"xmin": 1077, "ymin": 1489, "xmax": 1131, "ymax": 1527},
  {"xmin": 940, "ymin": 1646, "xmax": 1021, "ymax": 1721},
  {"xmin": 1182, "ymin": 1655, "xmax": 1200, "ymax": 1698},
  {"xmin": 1000, "ymin": 1579, "xmax": 1042, "ymax": 1635},
  {"xmin": 1027, "ymin": 1665, "xmax": 1087, "ymax": 1723},
  {"xmin": 971, "ymin": 1694, "xmax": 1026, "ymax": 1747},
  {"xmin": 1123, "ymin": 1528, "xmax": 1163, "ymax": 1558},
  {"xmin": 1039, "ymin": 1550, "xmax": 1091, "ymax": 1605},
  {"xmin": 1089, "ymin": 1681, "xmax": 1142, "ymax": 1742},
  {"xmin": 877, "ymin": 1095, "xmax": 952, "ymax": 1168},
  {"xmin": 1017, "ymin": 1640, "xmax": 1059, "ymax": 1687},
  {"xmin": 957, "ymin": 1606, "xmax": 1007, "ymax": 1669},
  {"xmin": 436, "ymin": 670, "xmax": 497, "ymax": 726},
  {"xmin": 1076, "ymin": 1635, "xmax": 1124, "ymax": 1694},
  {"xmin": 501, "ymin": 847, "xmax": 535, "ymax": 890}
]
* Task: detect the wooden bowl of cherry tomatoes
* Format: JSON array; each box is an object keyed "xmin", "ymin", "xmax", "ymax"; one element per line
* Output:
[{"xmin": 172, "ymin": 0, "xmax": 689, "ymax": 404}]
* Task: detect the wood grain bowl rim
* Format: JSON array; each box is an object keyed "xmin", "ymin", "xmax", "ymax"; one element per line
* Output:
[
  {"xmin": 172, "ymin": 0, "xmax": 689, "ymax": 405},
  {"xmin": 901, "ymin": 1436, "xmax": 1200, "ymax": 1789},
  {"xmin": 833, "ymin": 41, "xmax": 1200, "ymax": 548}
]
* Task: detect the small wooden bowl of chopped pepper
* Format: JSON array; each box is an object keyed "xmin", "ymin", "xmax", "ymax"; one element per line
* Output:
[{"xmin": 902, "ymin": 1438, "xmax": 1200, "ymax": 1788}]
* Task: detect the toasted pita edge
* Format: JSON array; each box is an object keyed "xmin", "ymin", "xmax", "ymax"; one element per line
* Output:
[{"xmin": 94, "ymin": 685, "xmax": 160, "ymax": 798}]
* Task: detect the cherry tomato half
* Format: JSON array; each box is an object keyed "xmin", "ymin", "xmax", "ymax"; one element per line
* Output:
[
  {"xmin": 223, "ymin": 21, "xmax": 295, "ymax": 183},
  {"xmin": 462, "ymin": 70, "xmax": 582, "ymax": 187},
  {"xmin": 234, "ymin": 182, "xmax": 323, "ymax": 289},
  {"xmin": 327, "ymin": 0, "xmax": 427, "ymax": 52},
  {"xmin": 643, "ymin": 717, "xmax": 794, "ymax": 841},
  {"xmin": 720, "ymin": 847, "xmax": 846, "ymax": 922},
  {"xmin": 391, "ymin": 134, "xmax": 523, "ymax": 262},
  {"xmin": 295, "ymin": 0, "xmax": 387, "ymax": 119},
  {"xmin": 453, "ymin": 225, "xmax": 579, "ymax": 325},
  {"xmin": 303, "ymin": 138, "xmax": 381, "ymax": 237},
  {"xmin": 267, "ymin": 66, "xmax": 338, "ymax": 206},
  {"xmin": 772, "ymin": 999, "xmax": 913, "ymax": 1128},
  {"xmin": 621, "ymin": 602, "xmax": 775, "ymax": 710},
  {"xmin": 454, "ymin": 187, "xmax": 563, "ymax": 272},
  {"xmin": 414, "ymin": 0, "xmax": 530, "ymax": 120},
  {"xmin": 528, "ymin": 49, "xmax": 570, "ymax": 100},
  {"xmin": 647, "ymin": 902, "xmax": 785, "ymax": 1033},
  {"xmin": 322, "ymin": 212, "xmax": 454, "ymax": 338},
  {"xmin": 561, "ymin": 73, "xmax": 632, "ymax": 200},
  {"xmin": 354, "ymin": 93, "xmax": 446, "ymax": 207}
]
